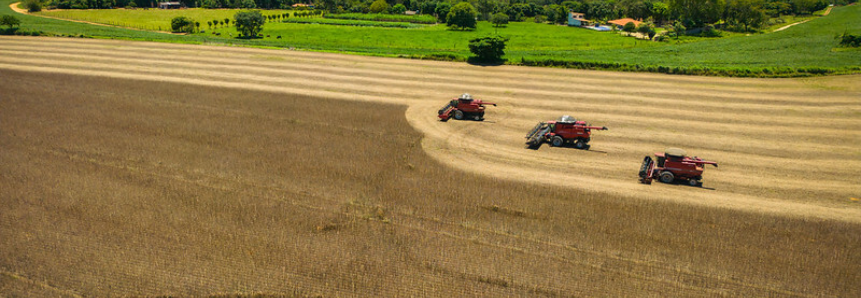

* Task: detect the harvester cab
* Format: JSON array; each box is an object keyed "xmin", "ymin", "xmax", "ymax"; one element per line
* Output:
[
  {"xmin": 639, "ymin": 148, "xmax": 718, "ymax": 186},
  {"xmin": 525, "ymin": 115, "xmax": 608, "ymax": 149},
  {"xmin": 438, "ymin": 93, "xmax": 497, "ymax": 121}
]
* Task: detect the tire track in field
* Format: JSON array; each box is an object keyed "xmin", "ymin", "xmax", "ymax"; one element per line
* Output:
[
  {"xmin": 0, "ymin": 269, "xmax": 83, "ymax": 298},
  {"xmin": 1, "ymin": 36, "xmax": 860, "ymax": 223}
]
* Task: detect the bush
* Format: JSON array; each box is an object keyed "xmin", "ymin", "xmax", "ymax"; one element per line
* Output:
[
  {"xmin": 623, "ymin": 22, "xmax": 636, "ymax": 32},
  {"xmin": 170, "ymin": 16, "xmax": 195, "ymax": 33},
  {"xmin": 468, "ymin": 35, "xmax": 509, "ymax": 62},
  {"xmin": 369, "ymin": 0, "xmax": 389, "ymax": 14},
  {"xmin": 839, "ymin": 32, "xmax": 861, "ymax": 47},
  {"xmin": 390, "ymin": 3, "xmax": 406, "ymax": 14},
  {"xmin": 23, "ymin": 0, "xmax": 41, "ymax": 12},
  {"xmin": 701, "ymin": 24, "xmax": 721, "ymax": 37},
  {"xmin": 1, "ymin": 15, "xmax": 21, "ymax": 30}
]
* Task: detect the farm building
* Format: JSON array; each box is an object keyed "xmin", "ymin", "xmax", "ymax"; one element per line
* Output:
[
  {"xmin": 608, "ymin": 18, "xmax": 642, "ymax": 28},
  {"xmin": 568, "ymin": 12, "xmax": 591, "ymax": 27},
  {"xmin": 291, "ymin": 3, "xmax": 315, "ymax": 9},
  {"xmin": 157, "ymin": 1, "xmax": 181, "ymax": 9}
]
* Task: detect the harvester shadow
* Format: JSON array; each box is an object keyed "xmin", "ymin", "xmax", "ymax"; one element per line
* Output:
[
  {"xmin": 661, "ymin": 181, "xmax": 717, "ymax": 191},
  {"xmin": 581, "ymin": 149, "xmax": 608, "ymax": 154},
  {"xmin": 522, "ymin": 145, "xmax": 607, "ymax": 153}
]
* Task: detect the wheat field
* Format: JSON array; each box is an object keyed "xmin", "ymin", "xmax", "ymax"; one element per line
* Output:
[{"xmin": 1, "ymin": 36, "xmax": 860, "ymax": 297}]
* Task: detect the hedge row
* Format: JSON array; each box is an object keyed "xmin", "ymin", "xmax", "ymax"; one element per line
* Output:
[
  {"xmin": 325, "ymin": 13, "xmax": 436, "ymax": 24},
  {"xmin": 282, "ymin": 18, "xmax": 423, "ymax": 28},
  {"xmin": 518, "ymin": 58, "xmax": 861, "ymax": 78}
]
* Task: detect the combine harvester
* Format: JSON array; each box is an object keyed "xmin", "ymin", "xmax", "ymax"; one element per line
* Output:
[
  {"xmin": 525, "ymin": 115, "xmax": 608, "ymax": 149},
  {"xmin": 638, "ymin": 148, "xmax": 718, "ymax": 187},
  {"xmin": 438, "ymin": 93, "xmax": 497, "ymax": 121}
]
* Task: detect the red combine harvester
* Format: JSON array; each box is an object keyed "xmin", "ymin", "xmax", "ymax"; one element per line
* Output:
[
  {"xmin": 438, "ymin": 93, "xmax": 497, "ymax": 121},
  {"xmin": 638, "ymin": 148, "xmax": 718, "ymax": 186},
  {"xmin": 525, "ymin": 115, "xmax": 608, "ymax": 149}
]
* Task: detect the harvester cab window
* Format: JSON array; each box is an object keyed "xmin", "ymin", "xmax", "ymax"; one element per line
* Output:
[
  {"xmin": 459, "ymin": 93, "xmax": 473, "ymax": 102},
  {"xmin": 657, "ymin": 156, "xmax": 666, "ymax": 167}
]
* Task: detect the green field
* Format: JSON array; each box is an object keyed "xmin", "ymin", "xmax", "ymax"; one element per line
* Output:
[
  {"xmin": 4, "ymin": 0, "xmax": 861, "ymax": 76},
  {"xmin": 32, "ymin": 7, "xmax": 657, "ymax": 56},
  {"xmin": 36, "ymin": 7, "xmax": 295, "ymax": 32}
]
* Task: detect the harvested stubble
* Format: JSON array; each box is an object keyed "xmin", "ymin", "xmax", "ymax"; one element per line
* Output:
[{"xmin": 0, "ymin": 71, "xmax": 859, "ymax": 297}]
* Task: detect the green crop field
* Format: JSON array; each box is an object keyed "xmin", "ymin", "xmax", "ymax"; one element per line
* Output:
[
  {"xmin": 4, "ymin": 0, "xmax": 861, "ymax": 76},
  {"xmin": 526, "ymin": 4, "xmax": 861, "ymax": 76},
  {"xmin": 31, "ymin": 6, "xmax": 657, "ymax": 55},
  {"xmin": 281, "ymin": 17, "xmax": 425, "ymax": 28}
]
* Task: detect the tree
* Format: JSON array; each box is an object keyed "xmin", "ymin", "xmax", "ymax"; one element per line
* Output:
[
  {"xmin": 475, "ymin": 0, "xmax": 495, "ymax": 20},
  {"xmin": 435, "ymin": 2, "xmax": 452, "ymax": 22},
  {"xmin": 446, "ymin": 2, "xmax": 477, "ymax": 30},
  {"xmin": 585, "ymin": 0, "xmax": 617, "ymax": 21},
  {"xmin": 725, "ymin": 0, "xmax": 767, "ymax": 31},
  {"xmin": 491, "ymin": 12, "xmax": 509, "ymax": 27},
  {"xmin": 224, "ymin": 18, "xmax": 230, "ymax": 27},
  {"xmin": 545, "ymin": 4, "xmax": 567, "ymax": 25},
  {"xmin": 667, "ymin": 0, "xmax": 725, "ymax": 26},
  {"xmin": 1, "ymin": 15, "xmax": 21, "ymax": 30},
  {"xmin": 236, "ymin": 0, "xmax": 256, "ymax": 8},
  {"xmin": 619, "ymin": 0, "xmax": 651, "ymax": 20},
  {"xmin": 650, "ymin": 1, "xmax": 670, "ymax": 24},
  {"xmin": 791, "ymin": 0, "xmax": 828, "ymax": 15},
  {"xmin": 234, "ymin": 10, "xmax": 265, "ymax": 38},
  {"xmin": 420, "ymin": 1, "xmax": 436, "ymax": 15},
  {"xmin": 369, "ymin": 0, "xmax": 388, "ymax": 13},
  {"xmin": 672, "ymin": 20, "xmax": 686, "ymax": 39},
  {"xmin": 468, "ymin": 35, "xmax": 509, "ymax": 62},
  {"xmin": 170, "ymin": 16, "xmax": 195, "ymax": 33},
  {"xmin": 207, "ymin": 21, "xmax": 212, "ymax": 29},
  {"xmin": 390, "ymin": 3, "xmax": 407, "ymax": 14}
]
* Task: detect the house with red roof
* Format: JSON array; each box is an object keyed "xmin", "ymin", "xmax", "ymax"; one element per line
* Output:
[{"xmin": 608, "ymin": 18, "xmax": 642, "ymax": 28}]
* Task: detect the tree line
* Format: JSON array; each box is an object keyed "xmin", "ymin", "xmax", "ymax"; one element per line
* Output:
[{"xmin": 39, "ymin": 0, "xmax": 854, "ymax": 31}]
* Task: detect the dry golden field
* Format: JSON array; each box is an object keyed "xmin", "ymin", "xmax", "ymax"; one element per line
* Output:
[{"xmin": 1, "ymin": 36, "xmax": 860, "ymax": 296}]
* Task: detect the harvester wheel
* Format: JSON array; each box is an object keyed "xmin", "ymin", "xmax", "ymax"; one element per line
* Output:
[
  {"xmin": 574, "ymin": 139, "xmax": 586, "ymax": 149},
  {"xmin": 659, "ymin": 171, "xmax": 674, "ymax": 184},
  {"xmin": 551, "ymin": 136, "xmax": 564, "ymax": 147},
  {"xmin": 688, "ymin": 179, "xmax": 701, "ymax": 187},
  {"xmin": 453, "ymin": 110, "xmax": 464, "ymax": 120}
]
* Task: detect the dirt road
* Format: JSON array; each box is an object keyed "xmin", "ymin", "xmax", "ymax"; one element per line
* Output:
[{"xmin": 1, "ymin": 36, "xmax": 859, "ymax": 222}]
